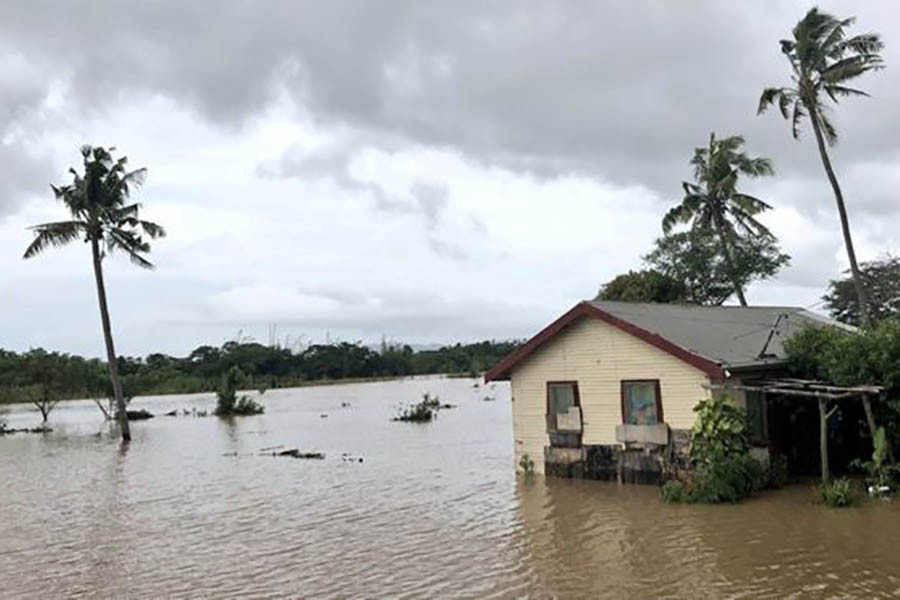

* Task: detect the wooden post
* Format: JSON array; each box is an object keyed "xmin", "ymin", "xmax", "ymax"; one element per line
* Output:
[
  {"xmin": 819, "ymin": 398, "xmax": 830, "ymax": 486},
  {"xmin": 861, "ymin": 395, "xmax": 878, "ymax": 440},
  {"xmin": 863, "ymin": 393, "xmax": 896, "ymax": 464}
]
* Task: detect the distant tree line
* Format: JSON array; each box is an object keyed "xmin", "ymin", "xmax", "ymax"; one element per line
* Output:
[{"xmin": 0, "ymin": 339, "xmax": 521, "ymax": 406}]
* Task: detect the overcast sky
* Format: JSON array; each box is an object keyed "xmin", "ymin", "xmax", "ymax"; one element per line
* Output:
[{"xmin": 2, "ymin": 1, "xmax": 899, "ymax": 358}]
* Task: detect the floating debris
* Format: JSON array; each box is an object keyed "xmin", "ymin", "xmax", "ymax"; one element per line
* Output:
[
  {"xmin": 482, "ymin": 396, "xmax": 496, "ymax": 402},
  {"xmin": 341, "ymin": 402, "xmax": 351, "ymax": 408},
  {"xmin": 341, "ymin": 453, "xmax": 364, "ymax": 463},
  {"xmin": 126, "ymin": 409, "xmax": 154, "ymax": 421},
  {"xmin": 320, "ymin": 413, "xmax": 329, "ymax": 418},
  {"xmin": 0, "ymin": 425, "xmax": 52, "ymax": 435},
  {"xmin": 276, "ymin": 448, "xmax": 325, "ymax": 459}
]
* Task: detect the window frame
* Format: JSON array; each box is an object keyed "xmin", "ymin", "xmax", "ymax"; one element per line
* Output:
[
  {"xmin": 546, "ymin": 380, "xmax": 581, "ymax": 448},
  {"xmin": 620, "ymin": 379, "xmax": 664, "ymax": 425}
]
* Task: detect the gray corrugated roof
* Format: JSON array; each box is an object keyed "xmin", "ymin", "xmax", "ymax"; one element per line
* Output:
[{"xmin": 588, "ymin": 300, "xmax": 853, "ymax": 370}]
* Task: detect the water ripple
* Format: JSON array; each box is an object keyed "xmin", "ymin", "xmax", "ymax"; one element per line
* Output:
[{"xmin": 2, "ymin": 377, "xmax": 900, "ymax": 598}]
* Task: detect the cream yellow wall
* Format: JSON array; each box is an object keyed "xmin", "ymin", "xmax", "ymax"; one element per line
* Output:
[{"xmin": 510, "ymin": 316, "xmax": 712, "ymax": 474}]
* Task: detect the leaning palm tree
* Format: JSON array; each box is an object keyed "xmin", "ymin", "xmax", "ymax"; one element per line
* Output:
[
  {"xmin": 662, "ymin": 133, "xmax": 775, "ymax": 306},
  {"xmin": 759, "ymin": 8, "xmax": 883, "ymax": 324},
  {"xmin": 23, "ymin": 146, "xmax": 165, "ymax": 442}
]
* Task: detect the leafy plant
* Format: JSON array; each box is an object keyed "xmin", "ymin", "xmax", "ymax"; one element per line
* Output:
[
  {"xmin": 662, "ymin": 395, "xmax": 769, "ymax": 504},
  {"xmin": 689, "ymin": 395, "xmax": 749, "ymax": 465},
  {"xmin": 596, "ymin": 269, "xmax": 688, "ymax": 303},
  {"xmin": 851, "ymin": 426, "xmax": 899, "ymax": 495},
  {"xmin": 660, "ymin": 480, "xmax": 687, "ymax": 503},
  {"xmin": 519, "ymin": 453, "xmax": 536, "ymax": 479},
  {"xmin": 214, "ymin": 366, "xmax": 264, "ymax": 416},
  {"xmin": 645, "ymin": 228, "xmax": 789, "ymax": 306},
  {"xmin": 393, "ymin": 394, "xmax": 437, "ymax": 422},
  {"xmin": 818, "ymin": 477, "xmax": 856, "ymax": 508},
  {"xmin": 392, "ymin": 393, "xmax": 454, "ymax": 422}
]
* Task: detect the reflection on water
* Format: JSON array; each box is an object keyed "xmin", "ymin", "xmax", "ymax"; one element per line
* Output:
[{"xmin": 2, "ymin": 377, "xmax": 899, "ymax": 598}]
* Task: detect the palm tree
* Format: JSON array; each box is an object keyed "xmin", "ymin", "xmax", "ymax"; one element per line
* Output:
[
  {"xmin": 759, "ymin": 8, "xmax": 883, "ymax": 325},
  {"xmin": 23, "ymin": 146, "xmax": 165, "ymax": 442},
  {"xmin": 662, "ymin": 133, "xmax": 775, "ymax": 306}
]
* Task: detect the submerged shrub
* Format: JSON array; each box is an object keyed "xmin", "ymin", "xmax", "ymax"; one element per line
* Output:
[
  {"xmin": 690, "ymin": 454, "xmax": 765, "ymax": 504},
  {"xmin": 661, "ymin": 394, "xmax": 769, "ymax": 504},
  {"xmin": 392, "ymin": 393, "xmax": 452, "ymax": 422},
  {"xmin": 818, "ymin": 478, "xmax": 856, "ymax": 508},
  {"xmin": 214, "ymin": 366, "xmax": 264, "ymax": 416},
  {"xmin": 660, "ymin": 480, "xmax": 687, "ymax": 503},
  {"xmin": 519, "ymin": 453, "xmax": 536, "ymax": 479}
]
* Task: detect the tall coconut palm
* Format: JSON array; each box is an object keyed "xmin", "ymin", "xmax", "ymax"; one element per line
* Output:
[
  {"xmin": 23, "ymin": 146, "xmax": 165, "ymax": 442},
  {"xmin": 662, "ymin": 133, "xmax": 775, "ymax": 306},
  {"xmin": 759, "ymin": 8, "xmax": 883, "ymax": 325}
]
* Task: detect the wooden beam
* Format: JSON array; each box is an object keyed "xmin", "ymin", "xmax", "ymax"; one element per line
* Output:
[
  {"xmin": 761, "ymin": 378, "xmax": 883, "ymax": 394},
  {"xmin": 819, "ymin": 398, "xmax": 830, "ymax": 486},
  {"xmin": 704, "ymin": 383, "xmax": 853, "ymax": 400}
]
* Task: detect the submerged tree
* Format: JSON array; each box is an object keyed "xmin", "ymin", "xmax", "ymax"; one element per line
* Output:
[
  {"xmin": 662, "ymin": 133, "xmax": 777, "ymax": 306},
  {"xmin": 645, "ymin": 228, "xmax": 789, "ymax": 306},
  {"xmin": 759, "ymin": 7, "xmax": 884, "ymax": 324},
  {"xmin": 824, "ymin": 255, "xmax": 900, "ymax": 326},
  {"xmin": 23, "ymin": 146, "xmax": 165, "ymax": 441}
]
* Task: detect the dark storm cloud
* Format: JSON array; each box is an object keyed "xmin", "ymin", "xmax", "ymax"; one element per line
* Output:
[{"xmin": 3, "ymin": 0, "xmax": 898, "ymax": 213}]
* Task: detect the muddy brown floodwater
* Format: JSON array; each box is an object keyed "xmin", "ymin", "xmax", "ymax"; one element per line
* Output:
[{"xmin": 1, "ymin": 376, "xmax": 899, "ymax": 598}]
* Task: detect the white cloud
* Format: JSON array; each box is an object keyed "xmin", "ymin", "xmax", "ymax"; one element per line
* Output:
[{"xmin": 1, "ymin": 1, "xmax": 899, "ymax": 357}]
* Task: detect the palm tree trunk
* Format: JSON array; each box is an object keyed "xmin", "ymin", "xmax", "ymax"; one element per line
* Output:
[
  {"xmin": 90, "ymin": 237, "xmax": 131, "ymax": 442},
  {"xmin": 808, "ymin": 108, "xmax": 871, "ymax": 325},
  {"xmin": 714, "ymin": 220, "xmax": 748, "ymax": 306}
]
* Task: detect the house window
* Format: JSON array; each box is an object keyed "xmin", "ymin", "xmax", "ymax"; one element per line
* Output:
[
  {"xmin": 621, "ymin": 380, "xmax": 663, "ymax": 425},
  {"xmin": 546, "ymin": 381, "xmax": 581, "ymax": 448},
  {"xmin": 746, "ymin": 390, "xmax": 767, "ymax": 444}
]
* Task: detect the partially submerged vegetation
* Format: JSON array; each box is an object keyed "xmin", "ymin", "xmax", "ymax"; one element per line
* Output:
[
  {"xmin": 662, "ymin": 395, "xmax": 779, "ymax": 504},
  {"xmin": 0, "ymin": 418, "xmax": 52, "ymax": 435},
  {"xmin": 519, "ymin": 453, "xmax": 536, "ymax": 479},
  {"xmin": 817, "ymin": 478, "xmax": 856, "ymax": 508},
  {"xmin": 214, "ymin": 367, "xmax": 264, "ymax": 417},
  {"xmin": 392, "ymin": 393, "xmax": 453, "ymax": 423}
]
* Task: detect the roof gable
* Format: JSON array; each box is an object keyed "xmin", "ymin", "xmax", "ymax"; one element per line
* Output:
[
  {"xmin": 484, "ymin": 301, "xmax": 726, "ymax": 382},
  {"xmin": 484, "ymin": 300, "xmax": 849, "ymax": 382}
]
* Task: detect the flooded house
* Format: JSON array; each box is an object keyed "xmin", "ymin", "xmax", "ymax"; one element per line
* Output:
[{"xmin": 485, "ymin": 300, "xmax": 856, "ymax": 483}]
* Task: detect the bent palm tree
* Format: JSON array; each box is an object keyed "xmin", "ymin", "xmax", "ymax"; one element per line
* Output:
[
  {"xmin": 23, "ymin": 146, "xmax": 165, "ymax": 442},
  {"xmin": 663, "ymin": 133, "xmax": 775, "ymax": 306},
  {"xmin": 759, "ymin": 8, "xmax": 883, "ymax": 324}
]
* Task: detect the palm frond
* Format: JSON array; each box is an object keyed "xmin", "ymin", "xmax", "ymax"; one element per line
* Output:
[
  {"xmin": 107, "ymin": 228, "xmax": 154, "ymax": 270},
  {"xmin": 22, "ymin": 221, "xmax": 86, "ymax": 259},
  {"xmin": 791, "ymin": 99, "xmax": 806, "ymax": 140},
  {"xmin": 838, "ymin": 32, "xmax": 884, "ymax": 57},
  {"xmin": 818, "ymin": 110, "xmax": 838, "ymax": 146},
  {"xmin": 139, "ymin": 220, "xmax": 166, "ymax": 239},
  {"xmin": 824, "ymin": 84, "xmax": 869, "ymax": 103},
  {"xmin": 822, "ymin": 55, "xmax": 883, "ymax": 85}
]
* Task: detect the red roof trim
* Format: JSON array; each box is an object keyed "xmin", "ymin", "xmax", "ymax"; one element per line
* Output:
[{"xmin": 484, "ymin": 301, "xmax": 726, "ymax": 382}]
